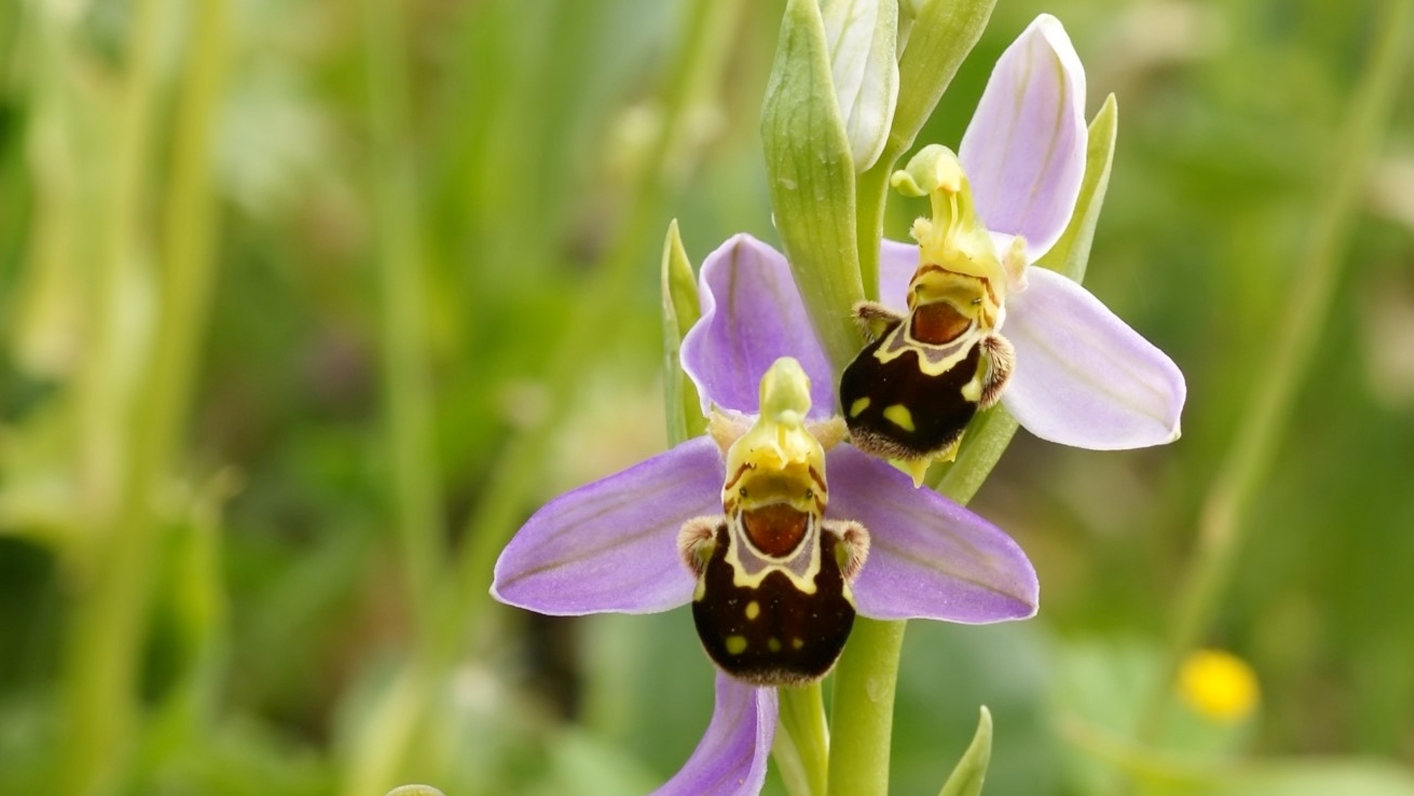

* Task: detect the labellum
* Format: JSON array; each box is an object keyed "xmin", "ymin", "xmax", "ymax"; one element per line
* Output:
[{"xmin": 839, "ymin": 267, "xmax": 1012, "ymax": 485}]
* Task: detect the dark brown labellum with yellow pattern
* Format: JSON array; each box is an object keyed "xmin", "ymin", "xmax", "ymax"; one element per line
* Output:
[
  {"xmin": 688, "ymin": 521, "xmax": 856, "ymax": 687},
  {"xmin": 838, "ymin": 302, "xmax": 1012, "ymax": 468},
  {"xmin": 840, "ymin": 331, "xmax": 983, "ymax": 463}
]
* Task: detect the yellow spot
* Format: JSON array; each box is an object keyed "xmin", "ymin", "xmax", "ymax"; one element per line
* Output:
[
  {"xmin": 1178, "ymin": 649, "xmax": 1259, "ymax": 723},
  {"xmin": 849, "ymin": 397, "xmax": 871, "ymax": 417},
  {"xmin": 883, "ymin": 404, "xmax": 915, "ymax": 432},
  {"xmin": 767, "ymin": 638, "xmax": 782, "ymax": 653},
  {"xmin": 725, "ymin": 636, "xmax": 748, "ymax": 655},
  {"xmin": 745, "ymin": 601, "xmax": 760, "ymax": 620},
  {"xmin": 961, "ymin": 373, "xmax": 983, "ymax": 403},
  {"xmin": 791, "ymin": 638, "xmax": 804, "ymax": 650}
]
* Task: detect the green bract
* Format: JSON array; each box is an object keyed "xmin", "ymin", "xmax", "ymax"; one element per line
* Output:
[
  {"xmin": 887, "ymin": 0, "xmax": 997, "ymax": 160},
  {"xmin": 660, "ymin": 220, "xmax": 705, "ymax": 444},
  {"xmin": 761, "ymin": 0, "xmax": 865, "ymax": 371},
  {"xmin": 937, "ymin": 707, "xmax": 993, "ymax": 796},
  {"xmin": 1034, "ymin": 94, "xmax": 1119, "ymax": 283}
]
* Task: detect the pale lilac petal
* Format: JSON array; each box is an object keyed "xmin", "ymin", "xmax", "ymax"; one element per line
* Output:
[
  {"xmin": 491, "ymin": 437, "xmax": 722, "ymax": 615},
  {"xmin": 959, "ymin": 14, "xmax": 1086, "ymax": 262},
  {"xmin": 878, "ymin": 238, "xmax": 917, "ymax": 311},
  {"xmin": 681, "ymin": 234, "xmax": 835, "ymax": 417},
  {"xmin": 651, "ymin": 672, "xmax": 777, "ymax": 796},
  {"xmin": 1002, "ymin": 267, "xmax": 1185, "ymax": 449},
  {"xmin": 828, "ymin": 447, "xmax": 1038, "ymax": 623}
]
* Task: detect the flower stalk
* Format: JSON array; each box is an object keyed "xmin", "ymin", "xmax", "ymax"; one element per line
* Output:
[{"xmin": 774, "ymin": 683, "xmax": 831, "ymax": 796}]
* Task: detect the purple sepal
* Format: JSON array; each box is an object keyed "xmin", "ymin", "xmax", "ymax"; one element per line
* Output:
[
  {"xmin": 1002, "ymin": 268, "xmax": 1186, "ymax": 449},
  {"xmin": 681, "ymin": 235, "xmax": 836, "ymax": 418},
  {"xmin": 491, "ymin": 436, "xmax": 723, "ymax": 616},
  {"xmin": 828, "ymin": 447, "xmax": 1039, "ymax": 623},
  {"xmin": 650, "ymin": 671, "xmax": 777, "ymax": 796}
]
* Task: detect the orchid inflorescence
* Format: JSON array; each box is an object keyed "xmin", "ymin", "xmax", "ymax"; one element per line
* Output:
[{"xmin": 493, "ymin": 10, "xmax": 1184, "ymax": 795}]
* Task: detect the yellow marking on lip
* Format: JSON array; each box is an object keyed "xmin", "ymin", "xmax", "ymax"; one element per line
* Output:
[
  {"xmin": 850, "ymin": 397, "xmax": 871, "ymax": 417},
  {"xmin": 883, "ymin": 404, "xmax": 916, "ymax": 432},
  {"xmin": 745, "ymin": 601, "xmax": 760, "ymax": 620},
  {"xmin": 767, "ymin": 638, "xmax": 782, "ymax": 653},
  {"xmin": 962, "ymin": 373, "xmax": 983, "ymax": 403},
  {"xmin": 791, "ymin": 638, "xmax": 804, "ymax": 650},
  {"xmin": 725, "ymin": 636, "xmax": 748, "ymax": 655}
]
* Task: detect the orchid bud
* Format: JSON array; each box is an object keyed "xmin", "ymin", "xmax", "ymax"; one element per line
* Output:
[{"xmin": 820, "ymin": 0, "xmax": 900, "ymax": 172}]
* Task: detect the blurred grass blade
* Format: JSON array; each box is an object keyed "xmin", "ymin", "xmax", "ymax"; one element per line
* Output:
[
  {"xmin": 1146, "ymin": 0, "xmax": 1414, "ymax": 741},
  {"xmin": 342, "ymin": 0, "xmax": 447, "ymax": 790},
  {"xmin": 362, "ymin": 0, "xmax": 443, "ymax": 633},
  {"xmin": 63, "ymin": 0, "xmax": 232, "ymax": 791}
]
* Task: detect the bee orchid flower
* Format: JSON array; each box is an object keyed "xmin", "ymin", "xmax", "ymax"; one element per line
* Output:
[
  {"xmin": 838, "ymin": 14, "xmax": 1186, "ymax": 483},
  {"xmin": 492, "ymin": 241, "xmax": 1039, "ymax": 793}
]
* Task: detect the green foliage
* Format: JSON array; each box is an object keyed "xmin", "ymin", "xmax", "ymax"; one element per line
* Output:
[
  {"xmin": 938, "ymin": 707, "xmax": 993, "ymax": 796},
  {"xmin": 761, "ymin": 0, "xmax": 865, "ymax": 371},
  {"xmin": 1, "ymin": 0, "xmax": 1412, "ymax": 794}
]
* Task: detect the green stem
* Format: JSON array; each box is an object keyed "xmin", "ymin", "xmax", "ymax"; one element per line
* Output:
[
  {"xmin": 825, "ymin": 404, "xmax": 1020, "ymax": 796},
  {"xmin": 776, "ymin": 682, "xmax": 831, "ymax": 796},
  {"xmin": 854, "ymin": 159, "xmax": 893, "ymax": 303},
  {"xmin": 63, "ymin": 0, "xmax": 228, "ymax": 791},
  {"xmin": 931, "ymin": 406, "xmax": 1021, "ymax": 503},
  {"xmin": 826, "ymin": 618, "xmax": 908, "ymax": 796},
  {"xmin": 1140, "ymin": 0, "xmax": 1414, "ymax": 740}
]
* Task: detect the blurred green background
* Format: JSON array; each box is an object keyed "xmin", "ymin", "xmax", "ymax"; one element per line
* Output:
[{"xmin": 1, "ymin": 0, "xmax": 1412, "ymax": 794}]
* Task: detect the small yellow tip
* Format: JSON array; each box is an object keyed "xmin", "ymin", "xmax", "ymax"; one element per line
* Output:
[
  {"xmin": 1177, "ymin": 648, "xmax": 1260, "ymax": 724},
  {"xmin": 900, "ymin": 457, "xmax": 930, "ymax": 488},
  {"xmin": 932, "ymin": 153, "xmax": 964, "ymax": 194}
]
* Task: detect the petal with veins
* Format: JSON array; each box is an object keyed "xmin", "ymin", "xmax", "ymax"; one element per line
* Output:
[
  {"xmin": 682, "ymin": 235, "xmax": 836, "ymax": 417},
  {"xmin": 491, "ymin": 437, "xmax": 722, "ymax": 615},
  {"xmin": 1002, "ymin": 267, "xmax": 1186, "ymax": 449},
  {"xmin": 828, "ymin": 446, "xmax": 1039, "ymax": 623},
  {"xmin": 959, "ymin": 14, "xmax": 1087, "ymax": 263}
]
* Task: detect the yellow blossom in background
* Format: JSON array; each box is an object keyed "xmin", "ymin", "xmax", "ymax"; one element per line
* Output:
[{"xmin": 1178, "ymin": 649, "xmax": 1260, "ymax": 723}]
